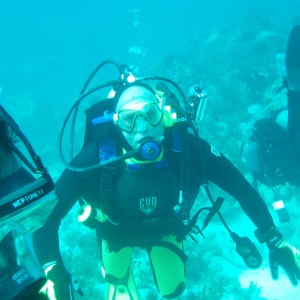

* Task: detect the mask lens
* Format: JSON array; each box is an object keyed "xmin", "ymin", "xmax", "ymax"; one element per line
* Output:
[
  {"xmin": 117, "ymin": 103, "xmax": 163, "ymax": 132},
  {"xmin": 143, "ymin": 103, "xmax": 163, "ymax": 125},
  {"xmin": 118, "ymin": 110, "xmax": 137, "ymax": 132}
]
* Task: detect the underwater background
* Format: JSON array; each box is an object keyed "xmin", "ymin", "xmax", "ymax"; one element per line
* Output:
[{"xmin": 1, "ymin": 0, "xmax": 300, "ymax": 299}]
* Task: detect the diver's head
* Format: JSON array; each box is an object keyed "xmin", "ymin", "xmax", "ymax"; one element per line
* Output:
[{"xmin": 114, "ymin": 85, "xmax": 165, "ymax": 150}]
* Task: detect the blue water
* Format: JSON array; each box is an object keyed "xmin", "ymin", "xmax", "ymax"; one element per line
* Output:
[
  {"xmin": 1, "ymin": 1, "xmax": 300, "ymax": 299},
  {"xmin": 1, "ymin": 0, "xmax": 299, "ymax": 94}
]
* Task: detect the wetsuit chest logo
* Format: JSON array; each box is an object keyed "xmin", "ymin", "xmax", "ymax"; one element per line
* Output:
[{"xmin": 140, "ymin": 196, "xmax": 157, "ymax": 215}]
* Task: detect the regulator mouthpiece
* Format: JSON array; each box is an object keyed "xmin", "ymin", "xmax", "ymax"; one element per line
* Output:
[{"xmin": 139, "ymin": 139, "xmax": 162, "ymax": 161}]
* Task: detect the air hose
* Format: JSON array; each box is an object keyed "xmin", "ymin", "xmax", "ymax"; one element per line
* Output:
[{"xmin": 204, "ymin": 185, "xmax": 262, "ymax": 269}]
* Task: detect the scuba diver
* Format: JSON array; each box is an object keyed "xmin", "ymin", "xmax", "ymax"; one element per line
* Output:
[
  {"xmin": 0, "ymin": 105, "xmax": 57, "ymax": 299},
  {"xmin": 32, "ymin": 57, "xmax": 300, "ymax": 299},
  {"xmin": 242, "ymin": 19, "xmax": 300, "ymax": 223},
  {"xmin": 243, "ymin": 18, "xmax": 300, "ymax": 188}
]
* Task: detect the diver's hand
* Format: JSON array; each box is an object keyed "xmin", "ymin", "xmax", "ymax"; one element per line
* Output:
[
  {"xmin": 41, "ymin": 263, "xmax": 83, "ymax": 300},
  {"xmin": 268, "ymin": 239, "xmax": 300, "ymax": 285},
  {"xmin": 255, "ymin": 226, "xmax": 300, "ymax": 285}
]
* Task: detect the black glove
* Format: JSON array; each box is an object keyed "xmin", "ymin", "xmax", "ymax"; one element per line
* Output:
[
  {"xmin": 41, "ymin": 263, "xmax": 83, "ymax": 300},
  {"xmin": 255, "ymin": 227, "xmax": 300, "ymax": 286}
]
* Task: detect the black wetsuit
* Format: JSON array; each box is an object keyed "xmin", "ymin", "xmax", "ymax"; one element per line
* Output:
[
  {"xmin": 34, "ymin": 131, "xmax": 274, "ymax": 265},
  {"xmin": 250, "ymin": 90, "xmax": 300, "ymax": 186},
  {"xmin": 288, "ymin": 90, "xmax": 300, "ymax": 159}
]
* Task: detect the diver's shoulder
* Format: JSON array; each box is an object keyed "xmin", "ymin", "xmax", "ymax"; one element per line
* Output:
[
  {"xmin": 188, "ymin": 133, "xmax": 222, "ymax": 159},
  {"xmin": 187, "ymin": 132, "xmax": 210, "ymax": 149},
  {"xmin": 69, "ymin": 142, "xmax": 100, "ymax": 168}
]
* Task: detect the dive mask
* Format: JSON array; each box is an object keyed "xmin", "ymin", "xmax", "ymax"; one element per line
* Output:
[{"xmin": 114, "ymin": 102, "xmax": 163, "ymax": 133}]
